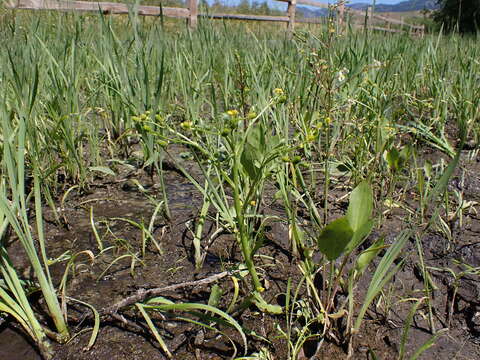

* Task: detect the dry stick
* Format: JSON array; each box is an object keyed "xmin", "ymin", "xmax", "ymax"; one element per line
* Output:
[
  {"xmin": 101, "ymin": 270, "xmax": 234, "ymax": 317},
  {"xmin": 110, "ymin": 313, "xmax": 145, "ymax": 333}
]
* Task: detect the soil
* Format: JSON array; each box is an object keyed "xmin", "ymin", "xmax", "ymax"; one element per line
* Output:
[{"xmin": 2, "ymin": 145, "xmax": 480, "ymax": 360}]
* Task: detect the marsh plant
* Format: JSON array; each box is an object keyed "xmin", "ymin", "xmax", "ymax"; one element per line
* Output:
[{"xmin": 0, "ymin": 8, "xmax": 477, "ymax": 360}]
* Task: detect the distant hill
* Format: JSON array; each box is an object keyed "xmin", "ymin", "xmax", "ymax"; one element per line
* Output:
[
  {"xmin": 296, "ymin": 7, "xmax": 328, "ymax": 18},
  {"xmin": 348, "ymin": 0, "xmax": 438, "ymax": 12},
  {"xmin": 297, "ymin": 0, "xmax": 438, "ymax": 18}
]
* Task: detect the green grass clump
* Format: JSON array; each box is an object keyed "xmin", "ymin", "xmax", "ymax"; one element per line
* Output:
[{"xmin": 0, "ymin": 8, "xmax": 478, "ymax": 359}]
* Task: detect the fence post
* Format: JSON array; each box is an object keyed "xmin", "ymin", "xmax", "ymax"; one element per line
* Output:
[
  {"xmin": 366, "ymin": 5, "xmax": 372, "ymax": 31},
  {"xmin": 287, "ymin": 0, "xmax": 296, "ymax": 35},
  {"xmin": 188, "ymin": 0, "xmax": 198, "ymax": 29},
  {"xmin": 337, "ymin": 0, "xmax": 344, "ymax": 33}
]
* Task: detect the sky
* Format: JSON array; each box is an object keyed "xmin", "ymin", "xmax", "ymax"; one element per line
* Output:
[
  {"xmin": 268, "ymin": 0, "xmax": 404, "ymax": 11},
  {"xmin": 214, "ymin": 1, "xmax": 406, "ymax": 11},
  {"xmin": 204, "ymin": 0, "xmax": 409, "ymax": 14}
]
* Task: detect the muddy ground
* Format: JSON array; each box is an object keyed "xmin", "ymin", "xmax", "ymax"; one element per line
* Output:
[{"xmin": 1, "ymin": 145, "xmax": 480, "ymax": 360}]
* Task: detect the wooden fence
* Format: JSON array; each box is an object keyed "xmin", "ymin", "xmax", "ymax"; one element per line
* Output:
[{"xmin": 5, "ymin": 0, "xmax": 425, "ymax": 37}]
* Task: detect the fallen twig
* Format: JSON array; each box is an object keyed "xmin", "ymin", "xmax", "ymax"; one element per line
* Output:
[{"xmin": 100, "ymin": 270, "xmax": 234, "ymax": 317}]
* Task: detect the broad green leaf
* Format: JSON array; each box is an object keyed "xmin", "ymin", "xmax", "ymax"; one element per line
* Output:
[
  {"xmin": 317, "ymin": 216, "xmax": 354, "ymax": 261},
  {"xmin": 345, "ymin": 219, "xmax": 374, "ymax": 253},
  {"xmin": 347, "ymin": 182, "xmax": 373, "ymax": 233}
]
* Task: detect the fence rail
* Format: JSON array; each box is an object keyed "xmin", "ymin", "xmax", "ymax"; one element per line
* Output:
[
  {"xmin": 200, "ymin": 13, "xmax": 289, "ymax": 23},
  {"xmin": 7, "ymin": 0, "xmax": 189, "ymax": 18},
  {"xmin": 372, "ymin": 13, "xmax": 424, "ymax": 31},
  {"xmin": 5, "ymin": 0, "xmax": 425, "ymax": 37}
]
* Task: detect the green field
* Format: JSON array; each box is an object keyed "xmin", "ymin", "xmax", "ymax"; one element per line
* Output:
[{"xmin": 0, "ymin": 8, "xmax": 479, "ymax": 360}]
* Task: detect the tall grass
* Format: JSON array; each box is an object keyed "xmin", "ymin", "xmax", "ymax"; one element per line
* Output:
[{"xmin": 0, "ymin": 8, "xmax": 478, "ymax": 358}]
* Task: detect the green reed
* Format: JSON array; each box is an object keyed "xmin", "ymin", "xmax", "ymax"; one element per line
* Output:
[{"xmin": 0, "ymin": 7, "xmax": 478, "ymax": 358}]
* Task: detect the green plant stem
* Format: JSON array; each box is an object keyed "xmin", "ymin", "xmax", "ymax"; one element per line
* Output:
[{"xmin": 233, "ymin": 145, "xmax": 262, "ymax": 292}]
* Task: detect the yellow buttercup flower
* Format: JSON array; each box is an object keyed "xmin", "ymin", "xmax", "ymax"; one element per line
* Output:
[
  {"xmin": 227, "ymin": 109, "xmax": 239, "ymax": 117},
  {"xmin": 180, "ymin": 121, "xmax": 193, "ymax": 130}
]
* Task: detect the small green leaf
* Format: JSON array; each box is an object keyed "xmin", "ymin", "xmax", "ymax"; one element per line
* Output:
[
  {"xmin": 347, "ymin": 182, "xmax": 373, "ymax": 233},
  {"xmin": 399, "ymin": 144, "xmax": 412, "ymax": 164},
  {"xmin": 240, "ymin": 143, "xmax": 260, "ymax": 180},
  {"xmin": 208, "ymin": 284, "xmax": 223, "ymax": 308},
  {"xmin": 317, "ymin": 217, "xmax": 354, "ymax": 261},
  {"xmin": 179, "ymin": 151, "xmax": 193, "ymax": 160},
  {"xmin": 424, "ymin": 160, "xmax": 433, "ymax": 178},
  {"xmin": 88, "ymin": 166, "xmax": 115, "ymax": 176},
  {"xmin": 385, "ymin": 147, "xmax": 400, "ymax": 171}
]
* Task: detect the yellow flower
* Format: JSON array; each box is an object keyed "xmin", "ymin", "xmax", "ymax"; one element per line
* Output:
[
  {"xmin": 325, "ymin": 117, "xmax": 332, "ymax": 125},
  {"xmin": 226, "ymin": 109, "xmax": 239, "ymax": 117},
  {"xmin": 273, "ymin": 88, "xmax": 284, "ymax": 96},
  {"xmin": 180, "ymin": 121, "xmax": 193, "ymax": 130},
  {"xmin": 306, "ymin": 133, "xmax": 316, "ymax": 143},
  {"xmin": 249, "ymin": 200, "xmax": 257, "ymax": 206}
]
